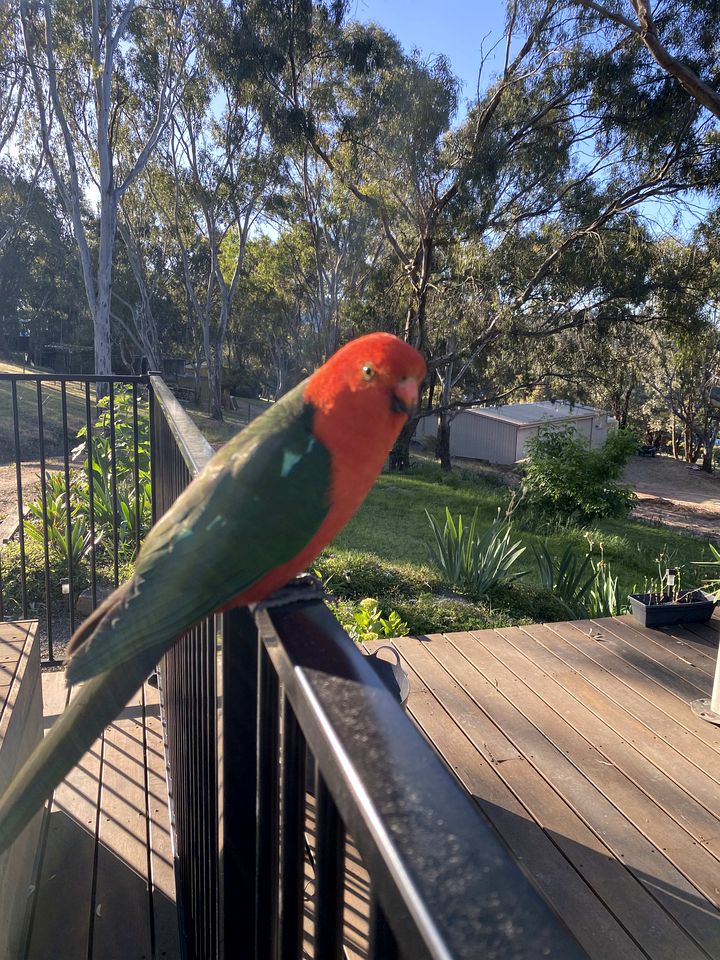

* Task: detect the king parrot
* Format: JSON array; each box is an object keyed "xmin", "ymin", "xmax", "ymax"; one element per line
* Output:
[{"xmin": 0, "ymin": 332, "xmax": 425, "ymax": 855}]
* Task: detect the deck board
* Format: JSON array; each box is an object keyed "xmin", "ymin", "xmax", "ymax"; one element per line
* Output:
[
  {"xmin": 26, "ymin": 671, "xmax": 180, "ymax": 959},
  {"xmin": 368, "ymin": 613, "xmax": 720, "ymax": 960}
]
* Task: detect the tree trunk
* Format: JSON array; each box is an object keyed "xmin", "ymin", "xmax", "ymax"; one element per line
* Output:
[
  {"xmin": 208, "ymin": 349, "xmax": 223, "ymax": 421},
  {"xmin": 437, "ymin": 411, "xmax": 452, "ymax": 471},
  {"xmin": 389, "ymin": 417, "xmax": 417, "ymax": 471},
  {"xmin": 403, "ymin": 236, "xmax": 433, "ymax": 350},
  {"xmin": 94, "ymin": 206, "xmax": 116, "ymax": 378}
]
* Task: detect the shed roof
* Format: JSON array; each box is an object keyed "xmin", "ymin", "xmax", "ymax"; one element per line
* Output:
[{"xmin": 463, "ymin": 400, "xmax": 605, "ymax": 427}]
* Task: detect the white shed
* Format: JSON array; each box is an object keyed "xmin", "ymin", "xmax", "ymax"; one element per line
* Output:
[{"xmin": 415, "ymin": 401, "xmax": 617, "ymax": 465}]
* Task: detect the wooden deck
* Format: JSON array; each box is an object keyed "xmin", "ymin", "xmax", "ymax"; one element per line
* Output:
[
  {"xmin": 0, "ymin": 622, "xmax": 43, "ymax": 960},
  {"xmin": 22, "ymin": 668, "xmax": 180, "ymax": 959},
  {"xmin": 5, "ymin": 612, "xmax": 720, "ymax": 959},
  {"xmin": 369, "ymin": 613, "xmax": 720, "ymax": 960}
]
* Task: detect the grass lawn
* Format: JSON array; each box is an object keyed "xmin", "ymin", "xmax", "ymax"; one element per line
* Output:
[
  {"xmin": 183, "ymin": 397, "xmax": 272, "ymax": 447},
  {"xmin": 322, "ymin": 461, "xmax": 713, "ymax": 636},
  {"xmin": 183, "ymin": 405, "xmax": 714, "ymax": 634},
  {"xmin": 0, "ymin": 360, "xmax": 96, "ymax": 464},
  {"xmin": 334, "ymin": 464, "xmax": 709, "ymax": 597}
]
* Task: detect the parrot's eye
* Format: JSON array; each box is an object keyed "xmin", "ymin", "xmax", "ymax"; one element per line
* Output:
[{"xmin": 361, "ymin": 363, "xmax": 375, "ymax": 381}]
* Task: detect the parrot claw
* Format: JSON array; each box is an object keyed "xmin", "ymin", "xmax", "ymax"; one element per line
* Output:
[{"xmin": 254, "ymin": 573, "xmax": 327, "ymax": 610}]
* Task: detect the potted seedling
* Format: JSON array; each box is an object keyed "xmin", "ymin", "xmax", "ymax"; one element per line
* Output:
[{"xmin": 628, "ymin": 561, "xmax": 716, "ymax": 629}]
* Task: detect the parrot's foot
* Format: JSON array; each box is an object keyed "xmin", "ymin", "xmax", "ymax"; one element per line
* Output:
[{"xmin": 254, "ymin": 573, "xmax": 327, "ymax": 610}]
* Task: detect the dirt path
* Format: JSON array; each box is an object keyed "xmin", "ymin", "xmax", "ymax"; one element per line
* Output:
[
  {"xmin": 623, "ymin": 455, "xmax": 720, "ymax": 539},
  {"xmin": 0, "ymin": 459, "xmax": 65, "ymax": 532}
]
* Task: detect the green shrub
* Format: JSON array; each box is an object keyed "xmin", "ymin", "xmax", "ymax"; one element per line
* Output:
[
  {"xmin": 333, "ymin": 597, "xmax": 409, "ymax": 643},
  {"xmin": 531, "ymin": 541, "xmax": 625, "ymax": 618},
  {"xmin": 0, "ymin": 539, "xmax": 132, "ymax": 616},
  {"xmin": 425, "ymin": 507, "xmax": 527, "ymax": 598},
  {"xmin": 22, "ymin": 388, "xmax": 151, "ymax": 567},
  {"xmin": 315, "ymin": 550, "xmax": 442, "ymax": 600},
  {"xmin": 489, "ymin": 581, "xmax": 572, "ymax": 623},
  {"xmin": 588, "ymin": 556, "xmax": 625, "ymax": 616},
  {"xmin": 388, "ymin": 593, "xmax": 522, "ymax": 634},
  {"xmin": 520, "ymin": 426, "xmax": 637, "ymax": 523},
  {"xmin": 533, "ymin": 542, "xmax": 595, "ymax": 617}
]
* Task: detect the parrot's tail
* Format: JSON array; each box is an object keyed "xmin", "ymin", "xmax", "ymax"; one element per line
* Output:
[
  {"xmin": 0, "ymin": 639, "xmax": 166, "ymax": 858},
  {"xmin": 65, "ymin": 580, "xmax": 130, "ymax": 660}
]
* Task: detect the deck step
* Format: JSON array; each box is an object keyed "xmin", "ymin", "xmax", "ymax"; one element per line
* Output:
[{"xmin": 0, "ymin": 621, "xmax": 43, "ymax": 960}]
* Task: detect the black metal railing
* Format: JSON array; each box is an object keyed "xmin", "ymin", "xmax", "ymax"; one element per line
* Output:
[
  {"xmin": 150, "ymin": 376, "xmax": 586, "ymax": 960},
  {"xmin": 0, "ymin": 372, "xmax": 150, "ymax": 662}
]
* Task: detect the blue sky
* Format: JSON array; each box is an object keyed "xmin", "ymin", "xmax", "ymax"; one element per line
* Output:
[{"xmin": 352, "ymin": 0, "xmax": 508, "ymax": 106}]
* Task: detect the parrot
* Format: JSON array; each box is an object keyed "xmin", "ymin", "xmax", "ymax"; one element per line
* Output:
[{"xmin": 0, "ymin": 331, "xmax": 425, "ymax": 856}]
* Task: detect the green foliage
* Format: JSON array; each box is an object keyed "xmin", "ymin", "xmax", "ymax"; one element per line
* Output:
[
  {"xmin": 533, "ymin": 541, "xmax": 625, "ymax": 617},
  {"xmin": 425, "ymin": 507, "xmax": 526, "ymax": 598},
  {"xmin": 588, "ymin": 556, "xmax": 624, "ymax": 617},
  {"xmin": 520, "ymin": 427, "xmax": 637, "ymax": 523},
  {"xmin": 533, "ymin": 542, "xmax": 595, "ymax": 617},
  {"xmin": 336, "ymin": 597, "xmax": 409, "ymax": 643},
  {"xmin": 315, "ymin": 550, "xmax": 442, "ymax": 600},
  {"xmin": 23, "ymin": 471, "xmax": 102, "ymax": 566},
  {"xmin": 489, "ymin": 581, "xmax": 571, "ymax": 624},
  {"xmin": 23, "ymin": 389, "xmax": 151, "ymax": 566},
  {"xmin": 388, "ymin": 594, "xmax": 521, "ymax": 635},
  {"xmin": 0, "ymin": 539, "xmax": 133, "ymax": 616},
  {"xmin": 695, "ymin": 543, "xmax": 720, "ymax": 597}
]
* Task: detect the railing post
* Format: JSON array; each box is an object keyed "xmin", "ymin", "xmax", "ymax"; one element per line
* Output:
[{"xmin": 220, "ymin": 607, "xmax": 259, "ymax": 959}]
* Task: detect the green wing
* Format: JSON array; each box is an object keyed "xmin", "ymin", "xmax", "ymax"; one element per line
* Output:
[{"xmin": 66, "ymin": 379, "xmax": 330, "ymax": 684}]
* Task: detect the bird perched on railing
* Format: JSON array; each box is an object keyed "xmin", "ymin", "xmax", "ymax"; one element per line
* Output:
[{"xmin": 0, "ymin": 332, "xmax": 425, "ymax": 855}]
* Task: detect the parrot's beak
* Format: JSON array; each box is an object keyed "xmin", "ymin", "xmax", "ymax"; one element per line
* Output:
[{"xmin": 391, "ymin": 377, "xmax": 420, "ymax": 416}]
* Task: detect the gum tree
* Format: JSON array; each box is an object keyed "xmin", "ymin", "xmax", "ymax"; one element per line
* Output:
[{"xmin": 18, "ymin": 0, "xmax": 193, "ymax": 375}]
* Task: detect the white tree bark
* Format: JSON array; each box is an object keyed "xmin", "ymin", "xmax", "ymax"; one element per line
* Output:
[{"xmin": 18, "ymin": 0, "xmax": 191, "ymax": 375}]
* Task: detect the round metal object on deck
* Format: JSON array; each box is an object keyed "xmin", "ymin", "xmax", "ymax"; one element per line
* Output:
[{"xmin": 691, "ymin": 698, "xmax": 720, "ymax": 725}]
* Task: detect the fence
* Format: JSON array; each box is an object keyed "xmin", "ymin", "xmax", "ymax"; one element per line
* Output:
[
  {"xmin": 0, "ymin": 372, "xmax": 150, "ymax": 662},
  {"xmin": 149, "ymin": 376, "xmax": 585, "ymax": 960}
]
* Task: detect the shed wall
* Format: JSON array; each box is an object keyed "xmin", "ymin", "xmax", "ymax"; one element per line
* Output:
[
  {"xmin": 516, "ymin": 417, "xmax": 594, "ymax": 461},
  {"xmin": 451, "ymin": 412, "xmax": 517, "ymax": 464}
]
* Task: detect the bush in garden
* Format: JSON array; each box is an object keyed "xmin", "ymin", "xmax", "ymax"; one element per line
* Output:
[
  {"xmin": 425, "ymin": 507, "xmax": 527, "ymax": 598},
  {"xmin": 520, "ymin": 426, "xmax": 637, "ymax": 523},
  {"xmin": 23, "ymin": 388, "xmax": 151, "ymax": 566}
]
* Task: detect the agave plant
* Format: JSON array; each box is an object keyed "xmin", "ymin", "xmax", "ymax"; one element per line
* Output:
[
  {"xmin": 587, "ymin": 557, "xmax": 624, "ymax": 617},
  {"xmin": 426, "ymin": 507, "xmax": 527, "ymax": 598},
  {"xmin": 533, "ymin": 542, "xmax": 595, "ymax": 617}
]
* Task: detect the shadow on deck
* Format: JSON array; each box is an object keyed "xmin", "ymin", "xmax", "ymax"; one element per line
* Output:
[{"xmin": 24, "ymin": 668, "xmax": 179, "ymax": 960}]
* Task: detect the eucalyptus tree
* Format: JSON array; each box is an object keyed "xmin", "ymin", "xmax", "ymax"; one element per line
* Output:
[
  {"xmin": 0, "ymin": 0, "xmax": 26, "ymax": 160},
  {"xmin": 227, "ymin": 235, "xmax": 305, "ymax": 397},
  {"xmin": 276, "ymin": 150, "xmax": 382, "ymax": 366},
  {"xmin": 564, "ymin": 0, "xmax": 720, "ymax": 121},
  {"xmin": 151, "ymin": 62, "xmax": 277, "ymax": 419},
  {"xmin": 18, "ymin": 0, "xmax": 193, "ymax": 375},
  {"xmin": 212, "ymin": 0, "xmax": 716, "ymax": 468},
  {"xmin": 0, "ymin": 167, "xmax": 87, "ymax": 359}
]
